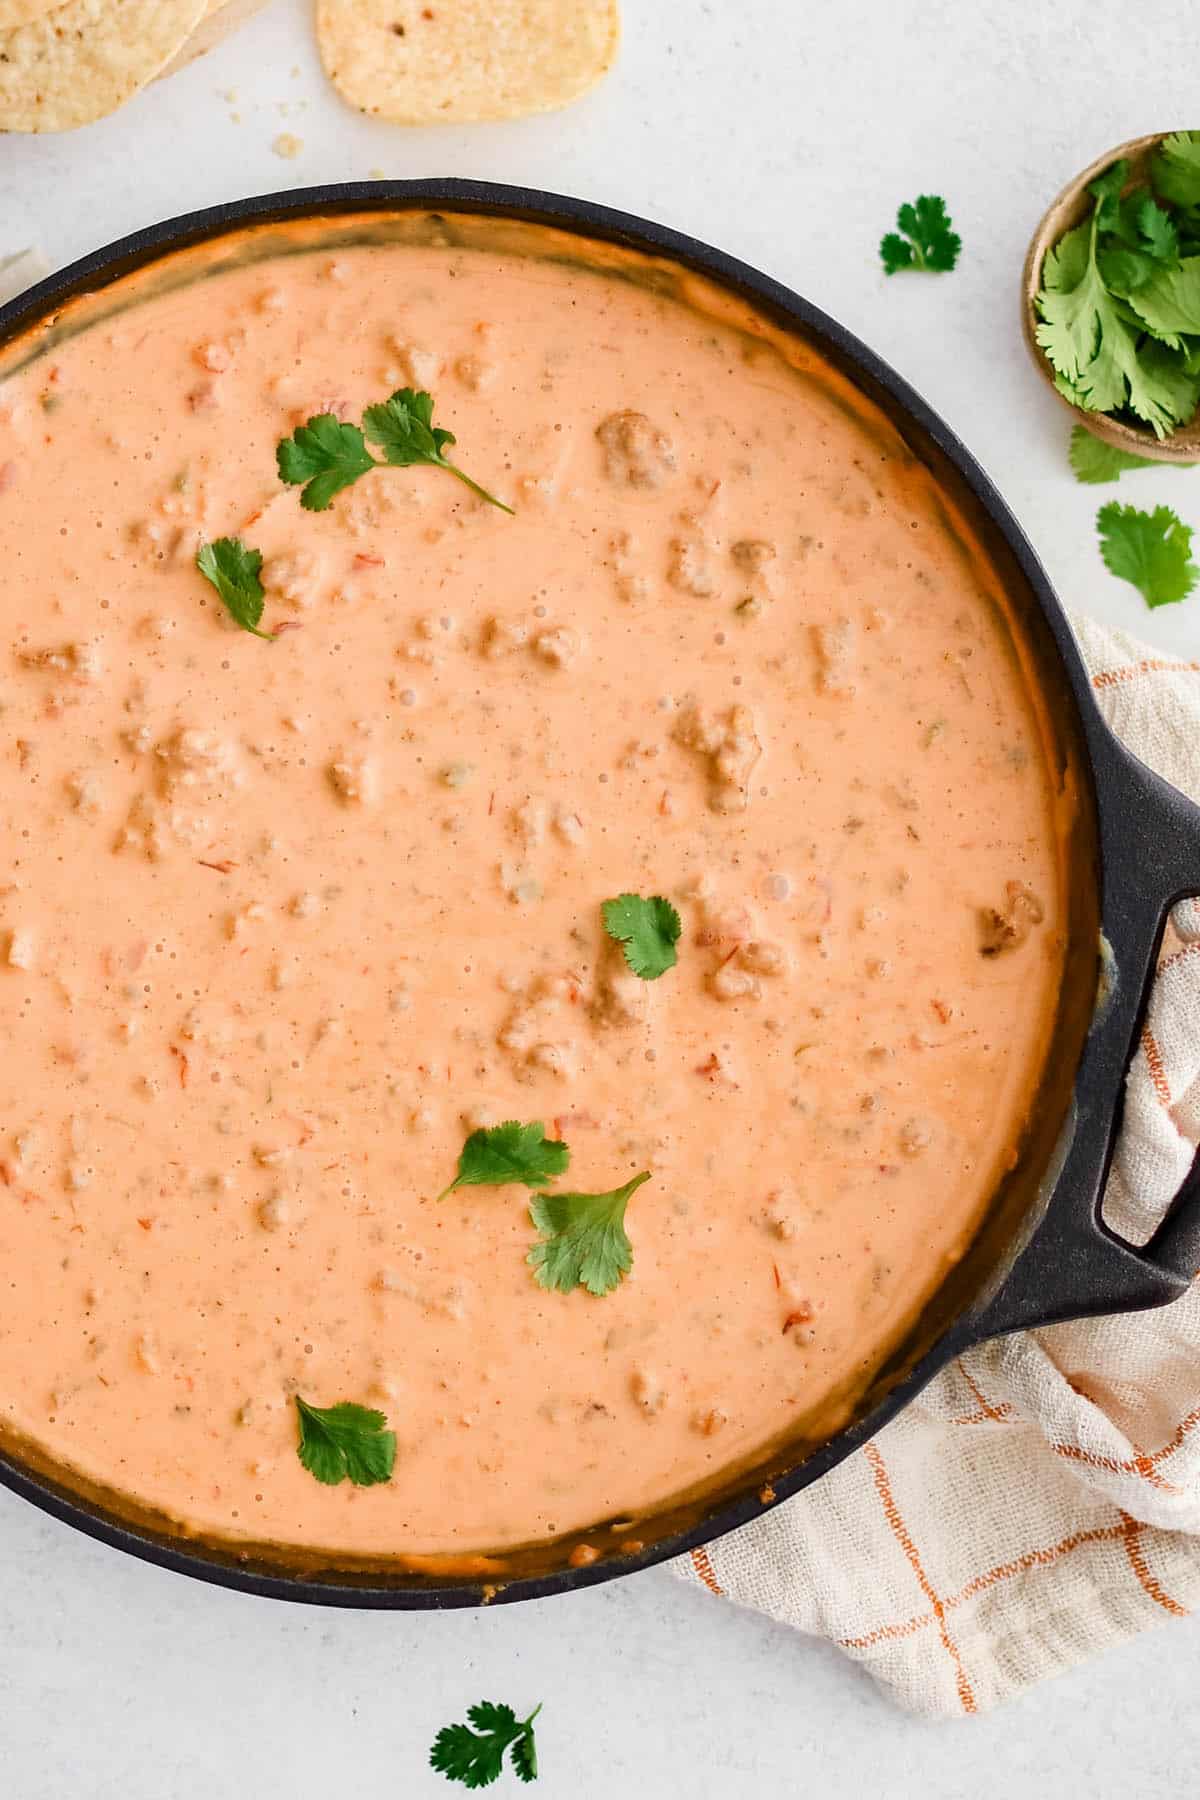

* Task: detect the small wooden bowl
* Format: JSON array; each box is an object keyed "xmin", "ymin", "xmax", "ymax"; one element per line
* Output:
[{"xmin": 1021, "ymin": 129, "xmax": 1200, "ymax": 463}]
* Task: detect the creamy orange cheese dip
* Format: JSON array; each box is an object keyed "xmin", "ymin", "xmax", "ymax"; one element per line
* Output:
[{"xmin": 0, "ymin": 222, "xmax": 1066, "ymax": 1559}]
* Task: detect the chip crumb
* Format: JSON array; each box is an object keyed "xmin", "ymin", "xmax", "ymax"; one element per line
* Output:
[{"xmin": 273, "ymin": 131, "xmax": 304, "ymax": 159}]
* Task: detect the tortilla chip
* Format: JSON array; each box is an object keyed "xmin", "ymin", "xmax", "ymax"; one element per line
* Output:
[
  {"xmin": 0, "ymin": 0, "xmax": 207, "ymax": 132},
  {"xmin": 156, "ymin": 0, "xmax": 270, "ymax": 82},
  {"xmin": 317, "ymin": 0, "xmax": 619, "ymax": 125},
  {"xmin": 0, "ymin": 1, "xmax": 67, "ymax": 30}
]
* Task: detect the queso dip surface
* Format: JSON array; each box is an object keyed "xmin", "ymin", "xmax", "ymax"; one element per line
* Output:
[{"xmin": 0, "ymin": 224, "xmax": 1066, "ymax": 1560}]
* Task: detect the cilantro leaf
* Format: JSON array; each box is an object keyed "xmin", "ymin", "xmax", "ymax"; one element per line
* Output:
[
  {"xmin": 432, "ymin": 1725, "xmax": 504, "ymax": 1790},
  {"xmin": 1136, "ymin": 338, "xmax": 1200, "ymax": 426},
  {"xmin": 1043, "ymin": 218, "xmax": 1091, "ymax": 293},
  {"xmin": 879, "ymin": 233, "xmax": 916, "ymax": 275},
  {"xmin": 468, "ymin": 1703, "xmax": 520, "ymax": 1735},
  {"xmin": 362, "ymin": 385, "xmax": 456, "ymax": 464},
  {"xmin": 1068, "ymin": 426, "xmax": 1159, "ymax": 484},
  {"xmin": 276, "ymin": 413, "xmax": 377, "ymax": 511},
  {"xmin": 1098, "ymin": 194, "xmax": 1180, "ymax": 297},
  {"xmin": 1036, "ymin": 208, "xmax": 1199, "ymax": 436},
  {"xmin": 1126, "ymin": 258, "xmax": 1200, "ymax": 345},
  {"xmin": 1153, "ymin": 132, "xmax": 1200, "ymax": 213},
  {"xmin": 436, "ymin": 1120, "xmax": 570, "ymax": 1202},
  {"xmin": 1097, "ymin": 246, "xmax": 1159, "ymax": 299},
  {"xmin": 1097, "ymin": 502, "xmax": 1199, "ymax": 608},
  {"xmin": 601, "ymin": 893, "xmax": 681, "ymax": 980},
  {"xmin": 1087, "ymin": 158, "xmax": 1129, "ymax": 231},
  {"xmin": 195, "ymin": 537, "xmax": 274, "ymax": 640},
  {"xmin": 1037, "ymin": 165, "xmax": 1200, "ymax": 437},
  {"xmin": 294, "ymin": 1397, "xmax": 396, "ymax": 1486},
  {"xmin": 1054, "ymin": 367, "xmax": 1091, "ymax": 406},
  {"xmin": 430, "ymin": 1701, "xmax": 541, "ymax": 1788},
  {"xmin": 362, "ymin": 387, "xmax": 514, "ymax": 513},
  {"xmin": 527, "ymin": 1171, "xmax": 650, "ymax": 1297},
  {"xmin": 1035, "ymin": 210, "xmax": 1134, "ymax": 412},
  {"xmin": 1132, "ymin": 193, "xmax": 1180, "ymax": 265},
  {"xmin": 880, "ymin": 195, "xmax": 960, "ymax": 274},
  {"xmin": 509, "ymin": 1730, "xmax": 538, "ymax": 1785}
]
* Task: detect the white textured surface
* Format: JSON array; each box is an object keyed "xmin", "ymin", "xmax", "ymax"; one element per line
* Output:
[{"xmin": 2, "ymin": 0, "xmax": 1200, "ymax": 1789}]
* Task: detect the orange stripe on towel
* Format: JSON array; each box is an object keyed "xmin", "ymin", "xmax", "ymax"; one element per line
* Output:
[
  {"xmin": 1051, "ymin": 1439, "xmax": 1181, "ymax": 1495},
  {"xmin": 1119, "ymin": 1513, "xmax": 1189, "ymax": 1617},
  {"xmin": 841, "ymin": 1522, "xmax": 1126, "ymax": 1652},
  {"xmin": 954, "ymin": 1358, "xmax": 1013, "ymax": 1423},
  {"xmin": 1141, "ymin": 1024, "xmax": 1172, "ymax": 1108},
  {"xmin": 690, "ymin": 1544, "xmax": 723, "ymax": 1596},
  {"xmin": 863, "ymin": 1442, "xmax": 977, "ymax": 1713},
  {"xmin": 1093, "ymin": 659, "xmax": 1200, "ymax": 690},
  {"xmin": 1148, "ymin": 1401, "xmax": 1200, "ymax": 1466}
]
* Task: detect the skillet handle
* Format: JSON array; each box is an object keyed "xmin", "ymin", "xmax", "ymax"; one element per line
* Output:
[{"xmin": 964, "ymin": 746, "xmax": 1200, "ymax": 1345}]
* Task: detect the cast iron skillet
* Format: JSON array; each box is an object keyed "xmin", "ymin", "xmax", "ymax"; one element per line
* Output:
[{"xmin": 2, "ymin": 180, "xmax": 1200, "ymax": 1610}]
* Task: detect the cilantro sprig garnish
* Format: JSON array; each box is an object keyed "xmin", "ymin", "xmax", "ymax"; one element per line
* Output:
[
  {"xmin": 601, "ymin": 893, "xmax": 681, "ymax": 980},
  {"xmin": 436, "ymin": 1121, "xmax": 569, "ymax": 1203},
  {"xmin": 431, "ymin": 1700, "xmax": 541, "ymax": 1788},
  {"xmin": 527, "ymin": 1171, "xmax": 650, "ymax": 1297},
  {"xmin": 277, "ymin": 387, "xmax": 513, "ymax": 514},
  {"xmin": 880, "ymin": 196, "xmax": 960, "ymax": 274},
  {"xmin": 196, "ymin": 537, "xmax": 275, "ymax": 640},
  {"xmin": 363, "ymin": 388, "xmax": 513, "ymax": 511},
  {"xmin": 275, "ymin": 415, "xmax": 375, "ymax": 511},
  {"xmin": 294, "ymin": 1397, "xmax": 396, "ymax": 1487},
  {"xmin": 1097, "ymin": 501, "xmax": 1198, "ymax": 608},
  {"xmin": 1036, "ymin": 149, "xmax": 1200, "ymax": 439}
]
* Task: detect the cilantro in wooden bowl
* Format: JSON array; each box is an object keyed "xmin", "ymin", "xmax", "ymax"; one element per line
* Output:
[{"xmin": 1023, "ymin": 131, "xmax": 1200, "ymax": 462}]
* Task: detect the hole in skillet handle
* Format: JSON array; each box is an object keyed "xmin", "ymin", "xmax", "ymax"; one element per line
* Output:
[
  {"xmin": 966, "ymin": 752, "xmax": 1200, "ymax": 1345},
  {"xmin": 1113, "ymin": 761, "xmax": 1200, "ymax": 1288}
]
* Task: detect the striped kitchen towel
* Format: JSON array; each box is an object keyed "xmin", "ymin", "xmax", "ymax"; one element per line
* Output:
[{"xmin": 675, "ymin": 613, "xmax": 1200, "ymax": 1715}]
